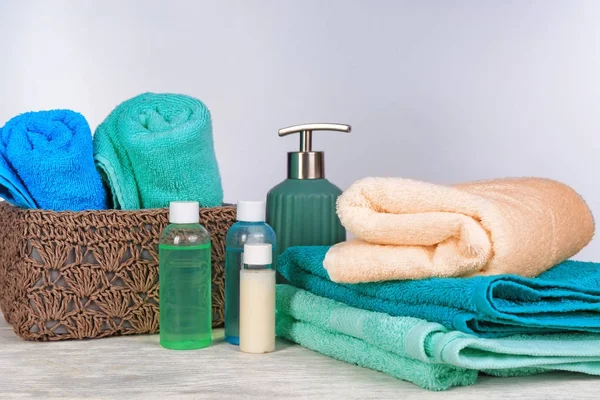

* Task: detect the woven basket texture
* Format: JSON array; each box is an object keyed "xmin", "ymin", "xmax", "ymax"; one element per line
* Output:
[{"xmin": 0, "ymin": 202, "xmax": 236, "ymax": 341}]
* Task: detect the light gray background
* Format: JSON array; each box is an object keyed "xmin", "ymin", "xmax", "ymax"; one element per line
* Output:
[{"xmin": 0, "ymin": 0, "xmax": 598, "ymax": 260}]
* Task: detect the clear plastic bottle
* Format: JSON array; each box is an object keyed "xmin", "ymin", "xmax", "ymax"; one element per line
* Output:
[
  {"xmin": 159, "ymin": 201, "xmax": 212, "ymax": 350},
  {"xmin": 225, "ymin": 200, "xmax": 276, "ymax": 345}
]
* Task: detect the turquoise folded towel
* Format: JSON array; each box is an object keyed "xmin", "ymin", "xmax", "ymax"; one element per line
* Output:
[
  {"xmin": 278, "ymin": 246, "xmax": 600, "ymax": 337},
  {"xmin": 278, "ymin": 285, "xmax": 600, "ymax": 374},
  {"xmin": 93, "ymin": 93, "xmax": 223, "ymax": 209},
  {"xmin": 277, "ymin": 316, "xmax": 477, "ymax": 391},
  {"xmin": 277, "ymin": 285, "xmax": 477, "ymax": 391},
  {"xmin": 0, "ymin": 110, "xmax": 107, "ymax": 211}
]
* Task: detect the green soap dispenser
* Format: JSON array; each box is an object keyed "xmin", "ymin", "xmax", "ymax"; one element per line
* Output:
[{"xmin": 266, "ymin": 123, "xmax": 350, "ymax": 257}]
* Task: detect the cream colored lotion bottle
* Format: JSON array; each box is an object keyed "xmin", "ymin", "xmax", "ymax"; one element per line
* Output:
[{"xmin": 239, "ymin": 243, "xmax": 275, "ymax": 354}]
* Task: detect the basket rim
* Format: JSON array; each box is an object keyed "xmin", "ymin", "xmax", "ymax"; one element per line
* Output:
[{"xmin": 0, "ymin": 201, "xmax": 236, "ymax": 217}]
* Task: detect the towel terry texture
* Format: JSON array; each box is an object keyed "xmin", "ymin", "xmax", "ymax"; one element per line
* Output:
[
  {"xmin": 276, "ymin": 316, "xmax": 476, "ymax": 391},
  {"xmin": 277, "ymin": 285, "xmax": 476, "ymax": 391},
  {"xmin": 0, "ymin": 152, "xmax": 36, "ymax": 208},
  {"xmin": 278, "ymin": 246, "xmax": 600, "ymax": 337},
  {"xmin": 0, "ymin": 110, "xmax": 107, "ymax": 211},
  {"xmin": 325, "ymin": 177, "xmax": 594, "ymax": 282},
  {"xmin": 93, "ymin": 93, "xmax": 223, "ymax": 209},
  {"xmin": 277, "ymin": 285, "xmax": 600, "ymax": 386}
]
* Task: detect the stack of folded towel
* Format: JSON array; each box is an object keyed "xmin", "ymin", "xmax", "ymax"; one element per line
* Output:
[{"xmin": 276, "ymin": 177, "xmax": 599, "ymax": 391}]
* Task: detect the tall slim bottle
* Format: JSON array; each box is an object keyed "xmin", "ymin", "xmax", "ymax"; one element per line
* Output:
[
  {"xmin": 267, "ymin": 123, "xmax": 350, "ymax": 259},
  {"xmin": 225, "ymin": 201, "xmax": 276, "ymax": 345},
  {"xmin": 159, "ymin": 201, "xmax": 212, "ymax": 350}
]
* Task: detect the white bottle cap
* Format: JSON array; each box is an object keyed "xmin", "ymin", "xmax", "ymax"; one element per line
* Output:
[
  {"xmin": 169, "ymin": 201, "xmax": 200, "ymax": 224},
  {"xmin": 243, "ymin": 243, "xmax": 272, "ymax": 265},
  {"xmin": 237, "ymin": 200, "xmax": 266, "ymax": 222}
]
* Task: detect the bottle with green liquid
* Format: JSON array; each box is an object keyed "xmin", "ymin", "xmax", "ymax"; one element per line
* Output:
[{"xmin": 159, "ymin": 201, "xmax": 212, "ymax": 350}]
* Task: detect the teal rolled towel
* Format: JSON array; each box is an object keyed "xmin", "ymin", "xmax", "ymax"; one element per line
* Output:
[{"xmin": 93, "ymin": 93, "xmax": 223, "ymax": 209}]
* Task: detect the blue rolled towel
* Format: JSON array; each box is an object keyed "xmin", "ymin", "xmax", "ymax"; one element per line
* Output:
[
  {"xmin": 0, "ymin": 110, "xmax": 107, "ymax": 211},
  {"xmin": 278, "ymin": 246, "xmax": 600, "ymax": 337}
]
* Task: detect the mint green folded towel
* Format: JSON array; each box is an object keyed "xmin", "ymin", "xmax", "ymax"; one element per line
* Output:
[
  {"xmin": 93, "ymin": 93, "xmax": 223, "ymax": 209},
  {"xmin": 276, "ymin": 317, "xmax": 476, "ymax": 391},
  {"xmin": 276, "ymin": 285, "xmax": 600, "ymax": 391}
]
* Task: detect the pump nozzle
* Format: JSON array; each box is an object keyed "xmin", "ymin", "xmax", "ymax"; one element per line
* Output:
[
  {"xmin": 278, "ymin": 123, "xmax": 351, "ymax": 179},
  {"xmin": 278, "ymin": 123, "xmax": 351, "ymax": 152}
]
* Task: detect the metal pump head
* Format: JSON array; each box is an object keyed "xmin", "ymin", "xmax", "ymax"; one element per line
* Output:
[{"xmin": 278, "ymin": 123, "xmax": 351, "ymax": 179}]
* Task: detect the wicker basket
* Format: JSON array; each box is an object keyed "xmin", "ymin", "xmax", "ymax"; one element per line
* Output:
[{"xmin": 0, "ymin": 202, "xmax": 236, "ymax": 341}]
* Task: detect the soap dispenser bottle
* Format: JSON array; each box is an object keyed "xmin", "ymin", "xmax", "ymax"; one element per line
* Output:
[{"xmin": 266, "ymin": 123, "xmax": 350, "ymax": 257}]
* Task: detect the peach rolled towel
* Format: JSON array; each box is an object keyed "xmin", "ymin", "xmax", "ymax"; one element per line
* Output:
[{"xmin": 324, "ymin": 177, "xmax": 594, "ymax": 283}]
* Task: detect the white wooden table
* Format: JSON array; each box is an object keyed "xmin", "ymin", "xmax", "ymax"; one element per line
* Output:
[{"xmin": 1, "ymin": 313, "xmax": 598, "ymax": 399}]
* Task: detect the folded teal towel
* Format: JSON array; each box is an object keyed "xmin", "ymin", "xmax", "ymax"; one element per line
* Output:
[
  {"xmin": 93, "ymin": 93, "xmax": 223, "ymax": 209},
  {"xmin": 279, "ymin": 285, "xmax": 600, "ymax": 372},
  {"xmin": 276, "ymin": 317, "xmax": 476, "ymax": 391},
  {"xmin": 0, "ymin": 110, "xmax": 107, "ymax": 211},
  {"xmin": 277, "ymin": 285, "xmax": 600, "ymax": 390},
  {"xmin": 277, "ymin": 300, "xmax": 476, "ymax": 390},
  {"xmin": 278, "ymin": 246, "xmax": 600, "ymax": 337}
]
